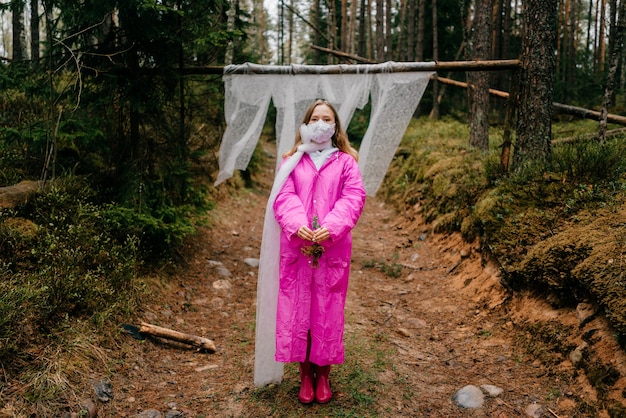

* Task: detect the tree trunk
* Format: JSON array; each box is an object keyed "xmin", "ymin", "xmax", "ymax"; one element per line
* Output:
[
  {"xmin": 359, "ymin": 0, "xmax": 367, "ymax": 57},
  {"xmin": 327, "ymin": 0, "xmax": 336, "ymax": 63},
  {"xmin": 313, "ymin": 0, "xmax": 321, "ymax": 62},
  {"xmin": 349, "ymin": 0, "xmax": 358, "ymax": 54},
  {"xmin": 12, "ymin": 0, "xmax": 26, "ymax": 61},
  {"xmin": 385, "ymin": 0, "xmax": 393, "ymax": 60},
  {"xmin": 376, "ymin": 0, "xmax": 384, "ymax": 61},
  {"xmin": 430, "ymin": 0, "xmax": 440, "ymax": 119},
  {"xmin": 598, "ymin": 0, "xmax": 607, "ymax": 72},
  {"xmin": 468, "ymin": 0, "xmax": 493, "ymax": 149},
  {"xmin": 513, "ymin": 0, "xmax": 558, "ymax": 167},
  {"xmin": 398, "ymin": 0, "xmax": 408, "ymax": 61},
  {"xmin": 599, "ymin": 0, "xmax": 626, "ymax": 143},
  {"xmin": 416, "ymin": 0, "xmax": 425, "ymax": 61},
  {"xmin": 408, "ymin": 0, "xmax": 416, "ymax": 61},
  {"xmin": 287, "ymin": 0, "xmax": 293, "ymax": 64},
  {"xmin": 341, "ymin": 0, "xmax": 348, "ymax": 51},
  {"xmin": 30, "ymin": 0, "xmax": 39, "ymax": 64},
  {"xmin": 225, "ymin": 0, "xmax": 237, "ymax": 65}
]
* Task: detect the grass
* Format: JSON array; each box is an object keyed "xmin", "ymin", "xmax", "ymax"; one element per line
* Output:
[
  {"xmin": 361, "ymin": 258, "xmax": 403, "ymax": 278},
  {"xmin": 247, "ymin": 324, "xmax": 393, "ymax": 417}
]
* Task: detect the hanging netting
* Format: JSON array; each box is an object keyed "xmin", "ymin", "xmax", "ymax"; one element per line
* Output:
[
  {"xmin": 216, "ymin": 62, "xmax": 433, "ymax": 196},
  {"xmin": 214, "ymin": 62, "xmax": 433, "ymax": 386}
]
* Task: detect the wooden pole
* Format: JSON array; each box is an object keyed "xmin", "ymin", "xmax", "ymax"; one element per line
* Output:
[{"xmin": 180, "ymin": 59, "xmax": 521, "ymax": 75}]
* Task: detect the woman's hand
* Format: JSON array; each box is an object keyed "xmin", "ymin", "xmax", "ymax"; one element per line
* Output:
[
  {"xmin": 312, "ymin": 227, "xmax": 330, "ymax": 243},
  {"xmin": 297, "ymin": 225, "xmax": 315, "ymax": 241}
]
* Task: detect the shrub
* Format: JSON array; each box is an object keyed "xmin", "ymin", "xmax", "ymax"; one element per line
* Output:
[{"xmin": 0, "ymin": 178, "xmax": 142, "ymax": 363}]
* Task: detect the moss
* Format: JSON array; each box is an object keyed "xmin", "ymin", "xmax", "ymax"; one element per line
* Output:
[{"xmin": 383, "ymin": 116, "xmax": 626, "ymax": 346}]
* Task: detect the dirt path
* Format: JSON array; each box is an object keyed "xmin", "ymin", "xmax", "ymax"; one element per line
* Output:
[{"xmin": 104, "ymin": 148, "xmax": 608, "ymax": 417}]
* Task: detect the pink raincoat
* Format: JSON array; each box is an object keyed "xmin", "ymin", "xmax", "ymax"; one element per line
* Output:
[{"xmin": 273, "ymin": 150, "xmax": 366, "ymax": 366}]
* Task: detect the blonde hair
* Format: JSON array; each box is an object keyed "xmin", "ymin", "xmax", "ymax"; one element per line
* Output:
[{"xmin": 283, "ymin": 99, "xmax": 359, "ymax": 161}]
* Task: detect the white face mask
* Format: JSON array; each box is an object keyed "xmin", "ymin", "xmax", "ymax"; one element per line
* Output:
[{"xmin": 300, "ymin": 121, "xmax": 336, "ymax": 144}]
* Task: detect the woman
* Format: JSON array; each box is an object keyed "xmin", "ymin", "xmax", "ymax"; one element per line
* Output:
[{"xmin": 273, "ymin": 99, "xmax": 366, "ymax": 404}]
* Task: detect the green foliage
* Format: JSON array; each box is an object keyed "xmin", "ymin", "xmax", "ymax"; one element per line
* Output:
[{"xmin": 0, "ymin": 178, "xmax": 141, "ymax": 362}]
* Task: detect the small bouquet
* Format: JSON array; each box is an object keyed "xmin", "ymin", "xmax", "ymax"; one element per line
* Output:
[{"xmin": 301, "ymin": 215, "xmax": 325, "ymax": 268}]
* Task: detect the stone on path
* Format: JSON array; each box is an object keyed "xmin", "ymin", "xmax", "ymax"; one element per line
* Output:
[{"xmin": 452, "ymin": 384, "xmax": 484, "ymax": 408}]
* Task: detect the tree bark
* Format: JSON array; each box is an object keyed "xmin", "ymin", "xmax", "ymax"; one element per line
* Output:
[
  {"xmin": 376, "ymin": 0, "xmax": 384, "ymax": 61},
  {"xmin": 513, "ymin": 0, "xmax": 558, "ymax": 167},
  {"xmin": 416, "ymin": 0, "xmax": 425, "ymax": 61},
  {"xmin": 468, "ymin": 0, "xmax": 493, "ymax": 149},
  {"xmin": 385, "ymin": 0, "xmax": 392, "ymax": 60},
  {"xmin": 12, "ymin": 0, "xmax": 26, "ymax": 61},
  {"xmin": 430, "ymin": 0, "xmax": 440, "ymax": 119},
  {"xmin": 313, "ymin": 0, "xmax": 321, "ymax": 61},
  {"xmin": 359, "ymin": 0, "xmax": 367, "ymax": 57},
  {"xmin": 30, "ymin": 0, "xmax": 39, "ymax": 64},
  {"xmin": 599, "ymin": 0, "xmax": 626, "ymax": 142},
  {"xmin": 408, "ymin": 0, "xmax": 416, "ymax": 61},
  {"xmin": 349, "ymin": 0, "xmax": 358, "ymax": 54},
  {"xmin": 398, "ymin": 0, "xmax": 408, "ymax": 61},
  {"xmin": 598, "ymin": 0, "xmax": 607, "ymax": 72}
]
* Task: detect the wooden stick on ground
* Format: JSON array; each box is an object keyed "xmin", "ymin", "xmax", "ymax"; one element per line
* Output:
[{"xmin": 139, "ymin": 322, "xmax": 216, "ymax": 353}]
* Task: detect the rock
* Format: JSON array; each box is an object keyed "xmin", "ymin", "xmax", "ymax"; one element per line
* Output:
[
  {"xmin": 93, "ymin": 380, "xmax": 113, "ymax": 402},
  {"xmin": 480, "ymin": 384, "xmax": 504, "ymax": 397},
  {"xmin": 165, "ymin": 411, "xmax": 184, "ymax": 418},
  {"xmin": 136, "ymin": 410, "xmax": 162, "ymax": 418},
  {"xmin": 211, "ymin": 297, "xmax": 225, "ymax": 308},
  {"xmin": 460, "ymin": 248, "xmax": 471, "ymax": 258},
  {"xmin": 212, "ymin": 279, "xmax": 232, "ymax": 290},
  {"xmin": 0, "ymin": 180, "xmax": 41, "ymax": 208},
  {"xmin": 216, "ymin": 267, "xmax": 232, "ymax": 277},
  {"xmin": 569, "ymin": 342, "xmax": 588, "ymax": 366},
  {"xmin": 452, "ymin": 385, "xmax": 484, "ymax": 408},
  {"xmin": 244, "ymin": 257, "xmax": 259, "ymax": 267},
  {"xmin": 576, "ymin": 302, "xmax": 596, "ymax": 327},
  {"xmin": 407, "ymin": 318, "xmax": 427, "ymax": 328},
  {"xmin": 79, "ymin": 399, "xmax": 97, "ymax": 418},
  {"xmin": 524, "ymin": 403, "xmax": 545, "ymax": 417},
  {"xmin": 206, "ymin": 259, "xmax": 223, "ymax": 267}
]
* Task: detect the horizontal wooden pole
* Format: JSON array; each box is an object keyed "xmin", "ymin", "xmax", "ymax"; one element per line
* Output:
[{"xmin": 180, "ymin": 59, "xmax": 521, "ymax": 76}]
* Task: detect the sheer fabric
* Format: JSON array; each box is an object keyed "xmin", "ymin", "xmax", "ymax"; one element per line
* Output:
[{"xmin": 214, "ymin": 63, "xmax": 433, "ymax": 386}]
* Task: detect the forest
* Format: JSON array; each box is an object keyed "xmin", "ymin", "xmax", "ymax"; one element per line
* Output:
[{"xmin": 0, "ymin": 0, "xmax": 625, "ymax": 416}]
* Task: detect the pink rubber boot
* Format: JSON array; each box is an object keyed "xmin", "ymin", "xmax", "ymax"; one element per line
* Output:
[
  {"xmin": 298, "ymin": 332, "xmax": 315, "ymax": 404},
  {"xmin": 298, "ymin": 361, "xmax": 315, "ymax": 404},
  {"xmin": 315, "ymin": 365, "xmax": 332, "ymax": 404}
]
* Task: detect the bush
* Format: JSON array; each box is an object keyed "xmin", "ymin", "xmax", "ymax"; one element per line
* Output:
[{"xmin": 0, "ymin": 178, "xmax": 142, "ymax": 363}]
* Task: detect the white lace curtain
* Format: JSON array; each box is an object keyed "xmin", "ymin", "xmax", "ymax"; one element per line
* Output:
[{"xmin": 215, "ymin": 62, "xmax": 433, "ymax": 196}]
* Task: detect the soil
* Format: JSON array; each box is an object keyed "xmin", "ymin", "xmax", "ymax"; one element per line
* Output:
[{"xmin": 100, "ymin": 142, "xmax": 626, "ymax": 418}]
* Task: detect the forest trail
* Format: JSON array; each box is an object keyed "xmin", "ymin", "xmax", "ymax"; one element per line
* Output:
[{"xmin": 104, "ymin": 141, "xmax": 617, "ymax": 417}]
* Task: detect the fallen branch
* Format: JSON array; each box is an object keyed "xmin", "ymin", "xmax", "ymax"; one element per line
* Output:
[
  {"xmin": 552, "ymin": 127, "xmax": 626, "ymax": 144},
  {"xmin": 138, "ymin": 322, "xmax": 216, "ymax": 352},
  {"xmin": 434, "ymin": 77, "xmax": 626, "ymax": 127}
]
